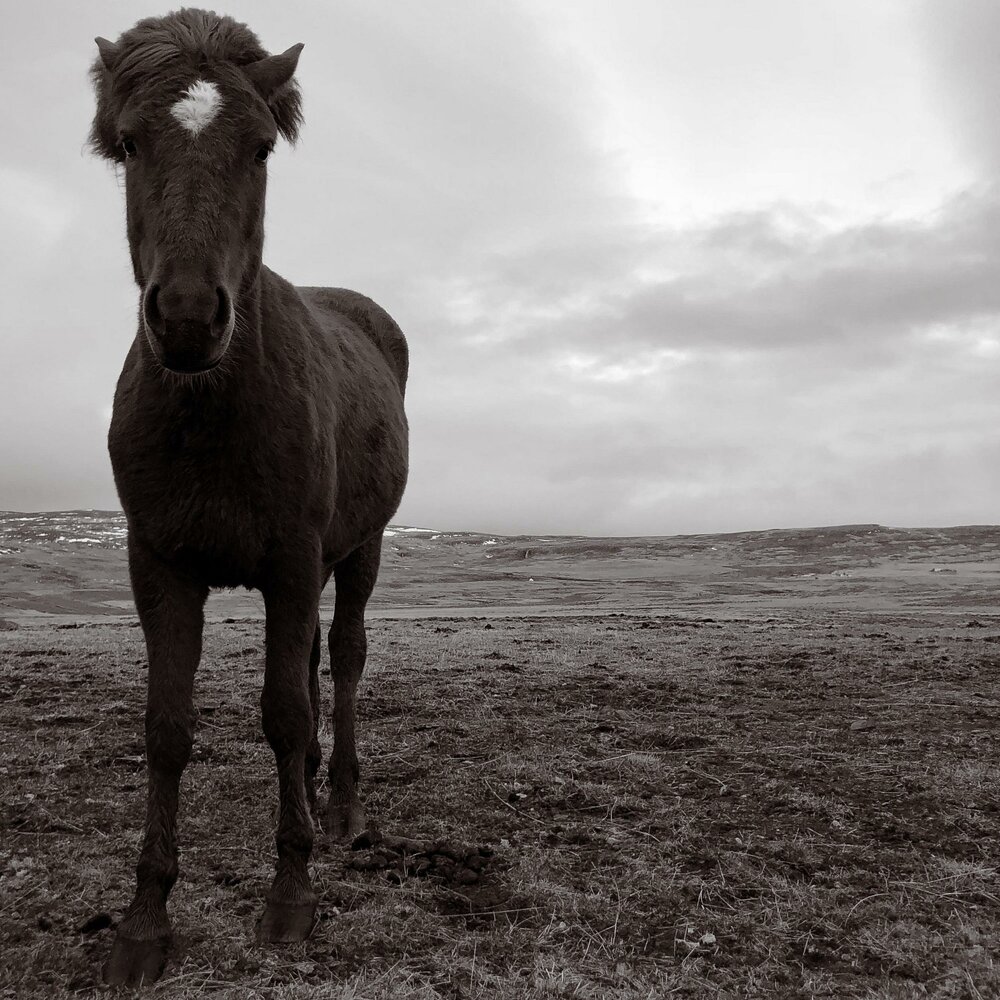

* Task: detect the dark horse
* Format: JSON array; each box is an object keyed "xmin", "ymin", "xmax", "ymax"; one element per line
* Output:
[{"xmin": 89, "ymin": 9, "xmax": 408, "ymax": 986}]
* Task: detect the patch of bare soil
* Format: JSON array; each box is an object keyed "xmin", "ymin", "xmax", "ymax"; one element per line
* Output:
[{"xmin": 1, "ymin": 612, "xmax": 999, "ymax": 998}]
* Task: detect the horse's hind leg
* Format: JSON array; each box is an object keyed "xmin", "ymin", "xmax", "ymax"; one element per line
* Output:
[
  {"xmin": 326, "ymin": 536, "xmax": 381, "ymax": 841},
  {"xmin": 104, "ymin": 539, "xmax": 207, "ymax": 987},
  {"xmin": 304, "ymin": 622, "xmax": 322, "ymax": 820}
]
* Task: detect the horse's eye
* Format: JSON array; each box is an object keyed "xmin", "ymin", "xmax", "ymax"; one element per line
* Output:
[
  {"xmin": 255, "ymin": 144, "xmax": 272, "ymax": 164},
  {"xmin": 121, "ymin": 137, "xmax": 138, "ymax": 159}
]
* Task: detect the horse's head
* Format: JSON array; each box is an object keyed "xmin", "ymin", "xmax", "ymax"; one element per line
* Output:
[{"xmin": 89, "ymin": 12, "xmax": 303, "ymax": 374}]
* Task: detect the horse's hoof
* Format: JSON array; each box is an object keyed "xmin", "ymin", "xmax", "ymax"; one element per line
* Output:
[
  {"xmin": 327, "ymin": 799, "xmax": 367, "ymax": 842},
  {"xmin": 257, "ymin": 898, "xmax": 317, "ymax": 944},
  {"xmin": 102, "ymin": 934, "xmax": 169, "ymax": 987}
]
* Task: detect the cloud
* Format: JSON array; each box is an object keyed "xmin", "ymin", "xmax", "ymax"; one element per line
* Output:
[
  {"xmin": 394, "ymin": 185, "xmax": 1000, "ymax": 533},
  {"xmin": 2, "ymin": 1, "xmax": 999, "ymax": 534},
  {"xmin": 413, "ymin": 190, "xmax": 1000, "ymax": 359},
  {"xmin": 264, "ymin": 1, "xmax": 631, "ymax": 294}
]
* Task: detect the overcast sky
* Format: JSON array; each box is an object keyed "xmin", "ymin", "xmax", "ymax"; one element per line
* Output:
[{"xmin": 1, "ymin": 1, "xmax": 998, "ymax": 535}]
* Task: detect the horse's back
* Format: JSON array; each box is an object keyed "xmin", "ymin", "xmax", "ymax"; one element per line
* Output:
[{"xmin": 298, "ymin": 286, "xmax": 408, "ymax": 394}]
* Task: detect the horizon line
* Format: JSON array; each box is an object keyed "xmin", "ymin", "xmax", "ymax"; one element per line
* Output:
[{"xmin": 2, "ymin": 509, "xmax": 1000, "ymax": 541}]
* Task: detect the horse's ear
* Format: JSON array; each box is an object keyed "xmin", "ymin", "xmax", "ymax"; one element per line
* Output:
[
  {"xmin": 244, "ymin": 44, "xmax": 304, "ymax": 143},
  {"xmin": 245, "ymin": 43, "xmax": 303, "ymax": 97},
  {"xmin": 89, "ymin": 36, "xmax": 122, "ymax": 160},
  {"xmin": 95, "ymin": 36, "xmax": 120, "ymax": 72}
]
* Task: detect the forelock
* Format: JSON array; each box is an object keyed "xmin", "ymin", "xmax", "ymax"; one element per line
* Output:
[
  {"xmin": 89, "ymin": 8, "xmax": 303, "ymax": 160},
  {"xmin": 111, "ymin": 9, "xmax": 268, "ymax": 92}
]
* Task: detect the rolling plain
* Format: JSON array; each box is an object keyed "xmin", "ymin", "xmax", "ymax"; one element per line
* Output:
[{"xmin": 1, "ymin": 512, "xmax": 998, "ymax": 998}]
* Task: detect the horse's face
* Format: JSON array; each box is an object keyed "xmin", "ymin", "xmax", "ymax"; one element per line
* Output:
[
  {"xmin": 120, "ymin": 68, "xmax": 276, "ymax": 374},
  {"xmin": 90, "ymin": 39, "xmax": 302, "ymax": 374}
]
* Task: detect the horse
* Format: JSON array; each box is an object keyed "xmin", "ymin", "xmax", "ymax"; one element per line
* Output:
[{"xmin": 88, "ymin": 9, "xmax": 409, "ymax": 986}]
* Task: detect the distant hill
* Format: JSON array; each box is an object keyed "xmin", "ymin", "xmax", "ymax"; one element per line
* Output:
[{"xmin": 1, "ymin": 512, "xmax": 999, "ymax": 622}]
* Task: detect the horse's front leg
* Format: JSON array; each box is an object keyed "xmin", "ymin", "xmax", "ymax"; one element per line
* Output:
[
  {"xmin": 104, "ymin": 540, "xmax": 207, "ymax": 987},
  {"xmin": 257, "ymin": 552, "xmax": 322, "ymax": 943}
]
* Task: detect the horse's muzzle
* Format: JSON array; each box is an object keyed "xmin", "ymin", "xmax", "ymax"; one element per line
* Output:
[{"xmin": 142, "ymin": 279, "xmax": 234, "ymax": 373}]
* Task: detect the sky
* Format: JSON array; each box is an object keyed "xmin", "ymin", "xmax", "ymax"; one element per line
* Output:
[{"xmin": 1, "ymin": 0, "xmax": 999, "ymax": 535}]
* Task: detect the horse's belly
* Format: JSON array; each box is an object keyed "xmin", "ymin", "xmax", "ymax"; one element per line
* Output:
[{"xmin": 323, "ymin": 411, "xmax": 408, "ymax": 563}]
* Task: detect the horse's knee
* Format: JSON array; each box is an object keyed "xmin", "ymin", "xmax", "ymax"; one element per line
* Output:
[
  {"xmin": 144, "ymin": 708, "xmax": 195, "ymax": 773},
  {"xmin": 261, "ymin": 690, "xmax": 311, "ymax": 756},
  {"xmin": 328, "ymin": 621, "xmax": 366, "ymax": 679}
]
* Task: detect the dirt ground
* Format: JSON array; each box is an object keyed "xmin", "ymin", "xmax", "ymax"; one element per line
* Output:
[{"xmin": 1, "ymin": 606, "xmax": 998, "ymax": 998}]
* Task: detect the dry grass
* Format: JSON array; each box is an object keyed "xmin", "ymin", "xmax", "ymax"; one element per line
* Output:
[{"xmin": 1, "ymin": 611, "xmax": 999, "ymax": 998}]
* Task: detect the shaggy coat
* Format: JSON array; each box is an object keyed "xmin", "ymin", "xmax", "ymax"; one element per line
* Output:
[{"xmin": 89, "ymin": 8, "xmax": 408, "ymax": 986}]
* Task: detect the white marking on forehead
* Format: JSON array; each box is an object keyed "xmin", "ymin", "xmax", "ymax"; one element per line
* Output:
[{"xmin": 170, "ymin": 80, "xmax": 223, "ymax": 136}]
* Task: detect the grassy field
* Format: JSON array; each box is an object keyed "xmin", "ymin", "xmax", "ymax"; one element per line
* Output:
[{"xmin": 1, "ymin": 516, "xmax": 999, "ymax": 997}]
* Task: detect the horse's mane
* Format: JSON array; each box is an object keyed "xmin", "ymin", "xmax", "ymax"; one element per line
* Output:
[{"xmin": 89, "ymin": 7, "xmax": 302, "ymax": 160}]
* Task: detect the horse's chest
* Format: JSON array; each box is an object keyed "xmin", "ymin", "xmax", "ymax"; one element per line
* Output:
[
  {"xmin": 112, "ymin": 418, "xmax": 284, "ymax": 584},
  {"xmin": 151, "ymin": 469, "xmax": 270, "ymax": 575}
]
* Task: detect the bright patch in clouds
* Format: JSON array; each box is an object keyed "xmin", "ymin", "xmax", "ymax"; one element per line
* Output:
[
  {"xmin": 525, "ymin": 0, "xmax": 973, "ymax": 225},
  {"xmin": 559, "ymin": 350, "xmax": 689, "ymax": 384}
]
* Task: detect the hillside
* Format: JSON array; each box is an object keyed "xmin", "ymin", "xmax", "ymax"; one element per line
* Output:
[{"xmin": 2, "ymin": 512, "xmax": 1000, "ymax": 623}]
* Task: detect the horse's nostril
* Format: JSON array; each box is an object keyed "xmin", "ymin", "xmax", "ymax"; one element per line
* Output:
[
  {"xmin": 214, "ymin": 286, "xmax": 232, "ymax": 335},
  {"xmin": 143, "ymin": 284, "xmax": 163, "ymax": 337}
]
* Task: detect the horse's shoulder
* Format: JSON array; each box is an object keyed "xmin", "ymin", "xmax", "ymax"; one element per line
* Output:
[{"xmin": 298, "ymin": 285, "xmax": 408, "ymax": 390}]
